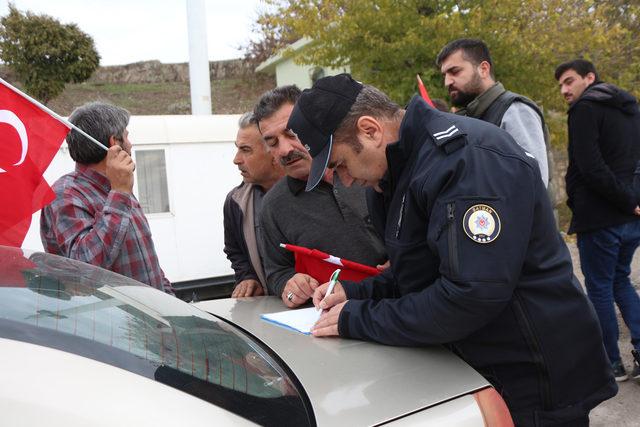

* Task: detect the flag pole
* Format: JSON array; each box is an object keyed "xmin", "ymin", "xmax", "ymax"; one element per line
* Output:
[{"xmin": 0, "ymin": 78, "xmax": 108, "ymax": 151}]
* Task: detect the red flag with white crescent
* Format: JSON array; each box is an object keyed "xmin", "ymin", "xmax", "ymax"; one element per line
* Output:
[
  {"xmin": 280, "ymin": 243, "xmax": 380, "ymax": 283},
  {"xmin": 0, "ymin": 81, "xmax": 69, "ymax": 247}
]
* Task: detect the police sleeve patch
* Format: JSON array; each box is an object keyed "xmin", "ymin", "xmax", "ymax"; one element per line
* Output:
[{"xmin": 462, "ymin": 204, "xmax": 501, "ymax": 243}]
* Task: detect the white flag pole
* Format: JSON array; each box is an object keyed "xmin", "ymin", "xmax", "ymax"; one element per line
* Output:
[{"xmin": 0, "ymin": 77, "xmax": 108, "ymax": 151}]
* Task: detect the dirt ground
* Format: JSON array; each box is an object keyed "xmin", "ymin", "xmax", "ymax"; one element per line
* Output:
[{"xmin": 565, "ymin": 240, "xmax": 640, "ymax": 426}]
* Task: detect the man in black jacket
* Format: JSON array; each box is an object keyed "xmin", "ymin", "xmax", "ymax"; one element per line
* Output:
[
  {"xmin": 288, "ymin": 74, "xmax": 616, "ymax": 426},
  {"xmin": 555, "ymin": 59, "xmax": 640, "ymax": 381}
]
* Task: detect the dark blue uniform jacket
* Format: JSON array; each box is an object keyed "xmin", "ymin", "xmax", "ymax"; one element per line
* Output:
[{"xmin": 338, "ymin": 97, "xmax": 616, "ymax": 424}]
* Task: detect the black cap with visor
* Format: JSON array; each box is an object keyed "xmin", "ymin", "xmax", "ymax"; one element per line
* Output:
[{"xmin": 286, "ymin": 74, "xmax": 363, "ymax": 191}]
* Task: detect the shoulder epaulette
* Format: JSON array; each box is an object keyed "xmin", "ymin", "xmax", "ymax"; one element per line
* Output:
[{"xmin": 428, "ymin": 115, "xmax": 467, "ymax": 154}]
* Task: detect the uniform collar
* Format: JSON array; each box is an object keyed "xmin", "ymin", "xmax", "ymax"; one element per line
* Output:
[{"xmin": 385, "ymin": 96, "xmax": 435, "ymax": 189}]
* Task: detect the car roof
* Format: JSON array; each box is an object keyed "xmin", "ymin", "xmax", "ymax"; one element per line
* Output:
[{"xmin": 194, "ymin": 297, "xmax": 489, "ymax": 426}]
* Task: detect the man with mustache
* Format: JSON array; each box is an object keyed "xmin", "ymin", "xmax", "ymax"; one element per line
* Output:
[
  {"xmin": 253, "ymin": 85, "xmax": 386, "ymax": 307},
  {"xmin": 223, "ymin": 112, "xmax": 284, "ymax": 298},
  {"xmin": 437, "ymin": 39, "xmax": 550, "ymax": 187}
]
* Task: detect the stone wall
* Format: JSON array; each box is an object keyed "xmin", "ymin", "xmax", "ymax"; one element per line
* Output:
[{"xmin": 89, "ymin": 59, "xmax": 254, "ymax": 84}]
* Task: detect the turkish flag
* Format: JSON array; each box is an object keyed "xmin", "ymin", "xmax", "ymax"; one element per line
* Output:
[
  {"xmin": 0, "ymin": 81, "xmax": 69, "ymax": 247},
  {"xmin": 280, "ymin": 243, "xmax": 381, "ymax": 283}
]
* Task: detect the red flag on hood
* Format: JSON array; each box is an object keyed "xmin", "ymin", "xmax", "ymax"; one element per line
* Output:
[
  {"xmin": 0, "ymin": 80, "xmax": 69, "ymax": 247},
  {"xmin": 280, "ymin": 243, "xmax": 380, "ymax": 283},
  {"xmin": 0, "ymin": 246, "xmax": 36, "ymax": 287}
]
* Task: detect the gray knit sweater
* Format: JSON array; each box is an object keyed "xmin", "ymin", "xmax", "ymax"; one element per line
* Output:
[{"xmin": 259, "ymin": 176, "xmax": 387, "ymax": 297}]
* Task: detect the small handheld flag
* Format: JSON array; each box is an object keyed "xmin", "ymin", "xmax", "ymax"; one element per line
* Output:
[
  {"xmin": 279, "ymin": 243, "xmax": 380, "ymax": 283},
  {"xmin": 416, "ymin": 74, "xmax": 435, "ymax": 108}
]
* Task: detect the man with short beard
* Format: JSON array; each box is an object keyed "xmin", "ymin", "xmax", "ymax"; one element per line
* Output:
[
  {"xmin": 253, "ymin": 85, "xmax": 386, "ymax": 308},
  {"xmin": 437, "ymin": 38, "xmax": 550, "ymax": 187},
  {"xmin": 556, "ymin": 59, "xmax": 640, "ymax": 381}
]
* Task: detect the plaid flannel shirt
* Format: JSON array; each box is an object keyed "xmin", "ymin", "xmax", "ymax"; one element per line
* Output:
[{"xmin": 40, "ymin": 164, "xmax": 173, "ymax": 294}]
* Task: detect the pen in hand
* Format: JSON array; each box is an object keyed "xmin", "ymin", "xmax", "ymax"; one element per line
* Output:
[{"xmin": 319, "ymin": 268, "xmax": 341, "ymax": 311}]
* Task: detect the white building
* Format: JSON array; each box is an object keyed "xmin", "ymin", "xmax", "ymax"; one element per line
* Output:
[{"xmin": 255, "ymin": 38, "xmax": 350, "ymax": 89}]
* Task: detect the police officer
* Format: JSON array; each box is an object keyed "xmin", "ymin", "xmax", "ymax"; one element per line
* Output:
[{"xmin": 287, "ymin": 74, "xmax": 616, "ymax": 426}]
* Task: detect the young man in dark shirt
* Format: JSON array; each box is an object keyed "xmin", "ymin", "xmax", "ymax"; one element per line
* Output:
[{"xmin": 556, "ymin": 59, "xmax": 640, "ymax": 381}]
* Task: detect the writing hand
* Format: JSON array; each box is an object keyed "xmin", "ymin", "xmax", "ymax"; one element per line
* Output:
[
  {"xmin": 312, "ymin": 280, "xmax": 346, "ymax": 310},
  {"xmin": 312, "ymin": 301, "xmax": 347, "ymax": 337}
]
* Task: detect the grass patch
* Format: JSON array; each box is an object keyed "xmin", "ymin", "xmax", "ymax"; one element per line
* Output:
[{"xmin": 48, "ymin": 75, "xmax": 275, "ymax": 116}]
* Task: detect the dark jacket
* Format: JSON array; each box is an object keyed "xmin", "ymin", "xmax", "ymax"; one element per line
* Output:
[
  {"xmin": 223, "ymin": 182, "xmax": 267, "ymax": 292},
  {"xmin": 339, "ymin": 97, "xmax": 616, "ymax": 424},
  {"xmin": 566, "ymin": 82, "xmax": 640, "ymax": 234}
]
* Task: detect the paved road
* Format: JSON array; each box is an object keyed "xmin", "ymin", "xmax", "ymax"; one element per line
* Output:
[{"xmin": 564, "ymin": 240, "xmax": 639, "ymax": 426}]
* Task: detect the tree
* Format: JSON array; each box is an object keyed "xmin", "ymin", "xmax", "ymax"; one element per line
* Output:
[
  {"xmin": 244, "ymin": 11, "xmax": 296, "ymax": 66},
  {"xmin": 253, "ymin": 0, "xmax": 638, "ymax": 146},
  {"xmin": 0, "ymin": 5, "xmax": 100, "ymax": 104}
]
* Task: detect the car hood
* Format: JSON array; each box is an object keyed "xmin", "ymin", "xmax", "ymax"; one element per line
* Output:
[{"xmin": 194, "ymin": 297, "xmax": 488, "ymax": 426}]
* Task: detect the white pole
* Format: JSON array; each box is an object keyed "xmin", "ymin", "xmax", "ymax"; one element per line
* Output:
[
  {"xmin": 0, "ymin": 77, "xmax": 107, "ymax": 151},
  {"xmin": 186, "ymin": 0, "xmax": 212, "ymax": 115}
]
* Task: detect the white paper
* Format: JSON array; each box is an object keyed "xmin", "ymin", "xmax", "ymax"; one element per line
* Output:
[{"xmin": 261, "ymin": 307, "xmax": 322, "ymax": 335}]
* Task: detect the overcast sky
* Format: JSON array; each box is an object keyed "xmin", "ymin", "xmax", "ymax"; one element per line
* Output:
[{"xmin": 0, "ymin": 0, "xmax": 266, "ymax": 66}]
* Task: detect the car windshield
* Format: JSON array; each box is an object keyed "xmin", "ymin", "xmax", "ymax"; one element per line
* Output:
[{"xmin": 0, "ymin": 247, "xmax": 312, "ymax": 426}]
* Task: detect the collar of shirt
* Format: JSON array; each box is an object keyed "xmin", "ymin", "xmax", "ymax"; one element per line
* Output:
[
  {"xmin": 286, "ymin": 175, "xmax": 334, "ymax": 195},
  {"xmin": 75, "ymin": 163, "xmax": 111, "ymax": 191}
]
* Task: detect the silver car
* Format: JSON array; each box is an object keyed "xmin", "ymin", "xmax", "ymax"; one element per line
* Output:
[{"xmin": 0, "ymin": 247, "xmax": 512, "ymax": 426}]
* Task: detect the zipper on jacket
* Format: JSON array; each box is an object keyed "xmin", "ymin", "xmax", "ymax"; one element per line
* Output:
[
  {"xmin": 395, "ymin": 193, "xmax": 406, "ymax": 239},
  {"xmin": 447, "ymin": 202, "xmax": 459, "ymax": 276},
  {"xmin": 513, "ymin": 294, "xmax": 553, "ymax": 410}
]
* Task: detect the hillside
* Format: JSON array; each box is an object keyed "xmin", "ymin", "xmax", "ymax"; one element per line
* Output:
[
  {"xmin": 2, "ymin": 60, "xmax": 276, "ymax": 116},
  {"xmin": 48, "ymin": 77, "xmax": 275, "ymax": 116}
]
